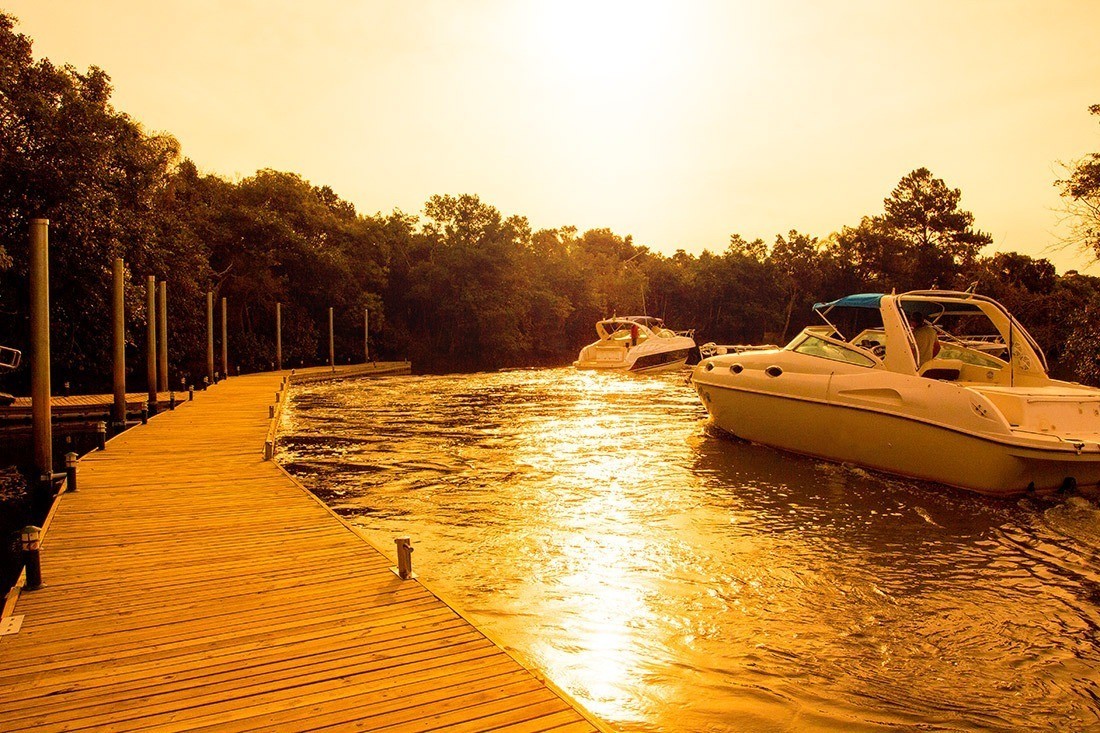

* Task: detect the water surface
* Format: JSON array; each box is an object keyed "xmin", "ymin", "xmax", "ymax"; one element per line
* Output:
[{"xmin": 279, "ymin": 368, "xmax": 1100, "ymax": 732}]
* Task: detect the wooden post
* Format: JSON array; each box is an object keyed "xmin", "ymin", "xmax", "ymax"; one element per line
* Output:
[
  {"xmin": 364, "ymin": 307, "xmax": 369, "ymax": 363},
  {"xmin": 112, "ymin": 258, "xmax": 126, "ymax": 428},
  {"xmin": 145, "ymin": 276, "xmax": 157, "ymax": 410},
  {"xmin": 157, "ymin": 281, "xmax": 168, "ymax": 392},
  {"xmin": 328, "ymin": 307, "xmax": 334, "ymax": 372},
  {"xmin": 275, "ymin": 302, "xmax": 282, "ymax": 371},
  {"xmin": 220, "ymin": 297, "xmax": 228, "ymax": 378},
  {"xmin": 206, "ymin": 291, "xmax": 214, "ymax": 386},
  {"xmin": 29, "ymin": 219, "xmax": 52, "ymax": 477}
]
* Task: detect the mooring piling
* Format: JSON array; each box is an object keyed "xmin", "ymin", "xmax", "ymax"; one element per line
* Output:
[
  {"xmin": 328, "ymin": 306, "xmax": 335, "ymax": 372},
  {"xmin": 145, "ymin": 275, "xmax": 157, "ymax": 413},
  {"xmin": 206, "ymin": 291, "xmax": 214, "ymax": 387},
  {"xmin": 220, "ymin": 296, "xmax": 228, "ymax": 379},
  {"xmin": 157, "ymin": 280, "xmax": 168, "ymax": 392},
  {"xmin": 30, "ymin": 219, "xmax": 52, "ymax": 480},
  {"xmin": 111, "ymin": 258, "xmax": 126, "ymax": 430}
]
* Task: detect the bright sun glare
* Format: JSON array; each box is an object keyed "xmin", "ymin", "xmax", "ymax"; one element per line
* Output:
[{"xmin": 528, "ymin": 1, "xmax": 680, "ymax": 87}]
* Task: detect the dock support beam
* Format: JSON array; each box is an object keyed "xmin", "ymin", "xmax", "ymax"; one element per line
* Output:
[
  {"xmin": 328, "ymin": 307, "xmax": 335, "ymax": 372},
  {"xmin": 157, "ymin": 281, "xmax": 168, "ymax": 392},
  {"xmin": 30, "ymin": 219, "xmax": 53, "ymax": 478},
  {"xmin": 111, "ymin": 258, "xmax": 126, "ymax": 429},
  {"xmin": 364, "ymin": 308, "xmax": 369, "ymax": 363},
  {"xmin": 145, "ymin": 276, "xmax": 157, "ymax": 412}
]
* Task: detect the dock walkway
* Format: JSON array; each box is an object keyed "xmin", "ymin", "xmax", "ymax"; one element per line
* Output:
[{"xmin": 0, "ymin": 365, "xmax": 603, "ymax": 732}]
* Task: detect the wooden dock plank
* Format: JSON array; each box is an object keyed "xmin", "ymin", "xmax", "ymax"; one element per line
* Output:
[{"xmin": 0, "ymin": 365, "xmax": 604, "ymax": 733}]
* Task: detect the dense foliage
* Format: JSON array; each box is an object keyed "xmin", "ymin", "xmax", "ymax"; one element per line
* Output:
[{"xmin": 2, "ymin": 13, "xmax": 1100, "ymax": 390}]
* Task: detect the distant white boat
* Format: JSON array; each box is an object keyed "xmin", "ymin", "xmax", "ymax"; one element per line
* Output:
[
  {"xmin": 574, "ymin": 316, "xmax": 696, "ymax": 373},
  {"xmin": 691, "ymin": 290, "xmax": 1100, "ymax": 496}
]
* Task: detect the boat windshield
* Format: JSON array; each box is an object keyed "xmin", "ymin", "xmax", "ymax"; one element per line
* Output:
[
  {"xmin": 897, "ymin": 297, "xmax": 1019, "ymax": 370},
  {"xmin": 792, "ymin": 334, "xmax": 876, "ymax": 367},
  {"xmin": 596, "ymin": 316, "xmax": 665, "ymax": 340}
]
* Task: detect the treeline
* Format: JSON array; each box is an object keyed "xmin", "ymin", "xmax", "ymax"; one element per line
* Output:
[{"xmin": 2, "ymin": 13, "xmax": 1100, "ymax": 390}]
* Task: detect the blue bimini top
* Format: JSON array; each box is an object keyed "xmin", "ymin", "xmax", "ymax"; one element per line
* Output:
[{"xmin": 812, "ymin": 293, "xmax": 884, "ymax": 312}]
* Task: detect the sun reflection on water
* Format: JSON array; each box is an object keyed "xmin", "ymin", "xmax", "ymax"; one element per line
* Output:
[{"xmin": 280, "ymin": 367, "xmax": 1100, "ymax": 733}]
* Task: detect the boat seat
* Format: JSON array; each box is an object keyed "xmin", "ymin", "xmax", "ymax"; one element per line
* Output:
[{"xmin": 919, "ymin": 357, "xmax": 964, "ymax": 381}]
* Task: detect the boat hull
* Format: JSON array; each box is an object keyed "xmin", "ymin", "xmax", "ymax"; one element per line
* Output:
[
  {"xmin": 574, "ymin": 340, "xmax": 695, "ymax": 372},
  {"xmin": 693, "ymin": 379, "xmax": 1100, "ymax": 496}
]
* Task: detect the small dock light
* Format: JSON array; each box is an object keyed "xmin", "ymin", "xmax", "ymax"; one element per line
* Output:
[
  {"xmin": 392, "ymin": 536, "xmax": 416, "ymax": 580},
  {"xmin": 65, "ymin": 452, "xmax": 77, "ymax": 493},
  {"xmin": 21, "ymin": 526, "xmax": 42, "ymax": 590}
]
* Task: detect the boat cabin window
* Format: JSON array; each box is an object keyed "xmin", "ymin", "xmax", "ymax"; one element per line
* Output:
[{"xmin": 792, "ymin": 334, "xmax": 876, "ymax": 367}]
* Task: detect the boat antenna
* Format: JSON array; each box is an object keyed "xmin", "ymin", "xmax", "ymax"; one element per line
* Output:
[{"xmin": 1008, "ymin": 315, "xmax": 1015, "ymax": 387}]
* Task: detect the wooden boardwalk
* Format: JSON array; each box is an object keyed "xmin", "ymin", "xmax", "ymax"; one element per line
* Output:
[{"xmin": 0, "ymin": 365, "xmax": 604, "ymax": 732}]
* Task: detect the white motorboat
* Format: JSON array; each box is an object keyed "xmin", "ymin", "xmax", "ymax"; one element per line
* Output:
[
  {"xmin": 574, "ymin": 316, "xmax": 696, "ymax": 372},
  {"xmin": 690, "ymin": 290, "xmax": 1100, "ymax": 496}
]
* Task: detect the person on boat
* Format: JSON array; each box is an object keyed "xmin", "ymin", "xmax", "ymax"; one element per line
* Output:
[
  {"xmin": 907, "ymin": 310, "xmax": 940, "ymax": 366},
  {"xmin": 630, "ymin": 322, "xmax": 639, "ymax": 347}
]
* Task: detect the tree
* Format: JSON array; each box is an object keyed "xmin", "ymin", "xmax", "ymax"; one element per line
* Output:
[
  {"xmin": 0, "ymin": 12, "xmax": 183, "ymax": 390},
  {"xmin": 882, "ymin": 167, "xmax": 991, "ymax": 287},
  {"xmin": 769, "ymin": 230, "xmax": 823, "ymax": 341},
  {"xmin": 1057, "ymin": 104, "xmax": 1100, "ymax": 258},
  {"xmin": 827, "ymin": 169, "xmax": 990, "ymax": 291}
]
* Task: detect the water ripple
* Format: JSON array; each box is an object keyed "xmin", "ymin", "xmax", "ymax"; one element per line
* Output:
[{"xmin": 280, "ymin": 367, "xmax": 1100, "ymax": 732}]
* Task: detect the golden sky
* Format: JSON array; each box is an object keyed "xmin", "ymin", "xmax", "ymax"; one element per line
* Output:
[{"xmin": 7, "ymin": 1, "xmax": 1100, "ymax": 272}]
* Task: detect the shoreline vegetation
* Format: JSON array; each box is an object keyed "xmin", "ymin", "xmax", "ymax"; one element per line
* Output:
[{"xmin": 1, "ymin": 13, "xmax": 1100, "ymax": 394}]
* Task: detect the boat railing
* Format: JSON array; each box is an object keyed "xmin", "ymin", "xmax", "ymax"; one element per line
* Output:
[
  {"xmin": 0, "ymin": 345, "xmax": 20, "ymax": 372},
  {"xmin": 699, "ymin": 342, "xmax": 780, "ymax": 358}
]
